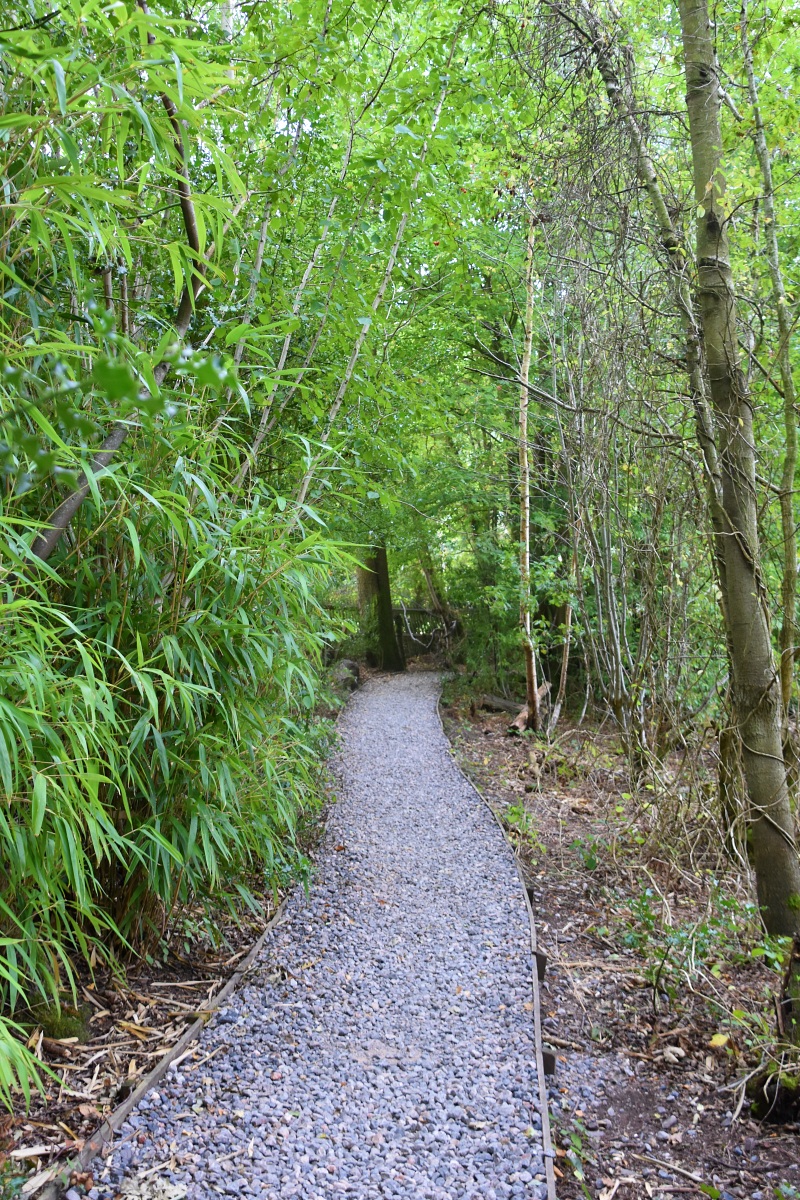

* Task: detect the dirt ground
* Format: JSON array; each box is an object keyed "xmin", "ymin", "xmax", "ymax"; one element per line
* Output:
[{"xmin": 441, "ymin": 696, "xmax": 800, "ymax": 1200}]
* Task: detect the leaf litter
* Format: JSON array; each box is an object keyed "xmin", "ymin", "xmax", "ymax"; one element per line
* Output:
[{"xmin": 442, "ymin": 696, "xmax": 800, "ymax": 1200}]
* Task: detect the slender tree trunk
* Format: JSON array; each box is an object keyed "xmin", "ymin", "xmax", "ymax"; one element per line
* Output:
[
  {"xmin": 417, "ymin": 536, "xmax": 459, "ymax": 633},
  {"xmin": 740, "ymin": 0, "xmax": 798, "ymax": 719},
  {"xmin": 678, "ymin": 0, "xmax": 800, "ymax": 934},
  {"xmin": 519, "ymin": 210, "xmax": 540, "ymax": 731},
  {"xmin": 560, "ymin": 0, "xmax": 800, "ymax": 933},
  {"xmin": 548, "ymin": 596, "xmax": 572, "ymax": 735},
  {"xmin": 569, "ymin": 0, "xmax": 726, "ymax": 579}
]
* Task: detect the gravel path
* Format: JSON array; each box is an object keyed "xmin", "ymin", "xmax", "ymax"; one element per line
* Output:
[{"xmin": 90, "ymin": 673, "xmax": 547, "ymax": 1200}]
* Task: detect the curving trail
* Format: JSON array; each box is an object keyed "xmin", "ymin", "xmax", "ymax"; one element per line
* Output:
[{"xmin": 92, "ymin": 673, "xmax": 547, "ymax": 1200}]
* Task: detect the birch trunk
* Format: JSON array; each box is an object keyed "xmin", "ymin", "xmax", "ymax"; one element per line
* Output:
[
  {"xmin": 678, "ymin": 0, "xmax": 800, "ymax": 933},
  {"xmin": 519, "ymin": 211, "xmax": 540, "ymax": 731},
  {"xmin": 740, "ymin": 0, "xmax": 798, "ymax": 715}
]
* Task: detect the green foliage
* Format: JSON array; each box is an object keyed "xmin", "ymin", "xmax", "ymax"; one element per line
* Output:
[
  {"xmin": 616, "ymin": 885, "xmax": 765, "ymax": 997},
  {"xmin": 0, "ymin": 0, "xmax": 378, "ymax": 1105},
  {"xmin": 558, "ymin": 1117, "xmax": 594, "ymax": 1200},
  {"xmin": 571, "ymin": 835, "xmax": 604, "ymax": 872},
  {"xmin": 0, "ymin": 400, "xmax": 347, "ymax": 1063},
  {"xmin": 0, "ymin": 1020, "xmax": 44, "ymax": 1111},
  {"xmin": 502, "ymin": 803, "xmax": 544, "ymax": 860},
  {"xmin": 600, "ymin": 883, "xmax": 796, "ymax": 1055}
]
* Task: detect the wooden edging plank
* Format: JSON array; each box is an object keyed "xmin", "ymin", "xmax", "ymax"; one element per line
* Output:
[{"xmin": 436, "ymin": 690, "xmax": 559, "ymax": 1200}]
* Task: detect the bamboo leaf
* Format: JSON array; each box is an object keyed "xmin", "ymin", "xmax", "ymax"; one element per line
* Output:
[
  {"xmin": 31, "ymin": 773, "xmax": 47, "ymax": 837},
  {"xmin": 52, "ymin": 59, "xmax": 67, "ymax": 115}
]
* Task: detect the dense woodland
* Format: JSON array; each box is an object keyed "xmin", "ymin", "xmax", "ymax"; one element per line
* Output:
[{"xmin": 2, "ymin": 0, "xmax": 800, "ymax": 1120}]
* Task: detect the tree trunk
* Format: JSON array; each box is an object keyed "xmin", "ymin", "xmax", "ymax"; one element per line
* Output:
[
  {"xmin": 548, "ymin": 594, "xmax": 572, "ymax": 735},
  {"xmin": 778, "ymin": 933, "xmax": 800, "ymax": 1045},
  {"xmin": 356, "ymin": 546, "xmax": 404, "ymax": 672},
  {"xmin": 741, "ymin": 1, "xmax": 799, "ymax": 784},
  {"xmin": 519, "ymin": 210, "xmax": 541, "ymax": 732},
  {"xmin": 678, "ymin": 0, "xmax": 800, "ymax": 934},
  {"xmin": 719, "ymin": 722, "xmax": 746, "ymax": 861}
]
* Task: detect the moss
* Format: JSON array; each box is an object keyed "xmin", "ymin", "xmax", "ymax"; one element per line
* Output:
[
  {"xmin": 25, "ymin": 1002, "xmax": 90, "ymax": 1043},
  {"xmin": 787, "ymin": 892, "xmax": 800, "ymax": 912}
]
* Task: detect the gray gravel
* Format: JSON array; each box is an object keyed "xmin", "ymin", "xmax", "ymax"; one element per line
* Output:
[{"xmin": 90, "ymin": 673, "xmax": 546, "ymax": 1200}]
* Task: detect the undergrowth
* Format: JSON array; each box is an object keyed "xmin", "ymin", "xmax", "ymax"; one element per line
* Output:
[
  {"xmin": 443, "ymin": 687, "xmax": 800, "ymax": 1092},
  {"xmin": 0, "ymin": 359, "xmax": 350, "ymax": 1105}
]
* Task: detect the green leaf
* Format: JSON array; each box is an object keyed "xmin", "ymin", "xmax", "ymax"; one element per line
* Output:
[
  {"xmin": 92, "ymin": 359, "xmax": 139, "ymax": 404},
  {"xmin": 31, "ymin": 773, "xmax": 47, "ymax": 837},
  {"xmin": 123, "ymin": 517, "xmax": 142, "ymax": 568},
  {"xmin": 171, "ymin": 51, "xmax": 184, "ymax": 104},
  {"xmin": 52, "ymin": 60, "xmax": 67, "ymax": 116}
]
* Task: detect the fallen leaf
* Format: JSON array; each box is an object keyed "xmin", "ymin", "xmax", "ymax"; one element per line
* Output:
[
  {"xmin": 662, "ymin": 1045, "xmax": 686, "ymax": 1064},
  {"xmin": 117, "ymin": 1021, "xmax": 156, "ymax": 1041}
]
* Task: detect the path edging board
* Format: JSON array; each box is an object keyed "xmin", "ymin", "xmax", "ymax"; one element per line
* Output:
[{"xmin": 436, "ymin": 686, "xmax": 559, "ymax": 1200}]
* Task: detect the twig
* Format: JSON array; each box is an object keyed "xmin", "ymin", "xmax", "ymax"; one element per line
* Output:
[{"xmin": 629, "ymin": 1153, "xmax": 706, "ymax": 1185}]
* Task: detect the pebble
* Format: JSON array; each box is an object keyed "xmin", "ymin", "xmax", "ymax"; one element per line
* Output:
[{"xmin": 90, "ymin": 674, "xmax": 547, "ymax": 1199}]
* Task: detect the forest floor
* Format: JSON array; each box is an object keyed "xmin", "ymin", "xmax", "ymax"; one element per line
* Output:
[
  {"xmin": 441, "ymin": 685, "xmax": 800, "ymax": 1200},
  {"xmin": 10, "ymin": 665, "xmax": 800, "ymax": 1200}
]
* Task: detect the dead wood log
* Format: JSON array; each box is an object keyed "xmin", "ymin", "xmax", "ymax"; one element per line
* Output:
[{"xmin": 508, "ymin": 682, "xmax": 552, "ymax": 734}]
